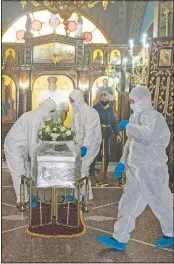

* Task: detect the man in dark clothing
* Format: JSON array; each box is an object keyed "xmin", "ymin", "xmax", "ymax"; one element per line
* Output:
[{"xmin": 91, "ymin": 91, "xmax": 121, "ymax": 172}]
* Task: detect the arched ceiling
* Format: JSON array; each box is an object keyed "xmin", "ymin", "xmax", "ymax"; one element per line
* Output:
[{"xmin": 2, "ymin": 0, "xmax": 149, "ymax": 44}]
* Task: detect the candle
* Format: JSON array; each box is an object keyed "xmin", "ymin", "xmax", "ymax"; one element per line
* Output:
[
  {"xmin": 145, "ymin": 43, "xmax": 149, "ymax": 57},
  {"xmin": 132, "ymin": 58, "xmax": 135, "ymax": 74},
  {"xmin": 129, "ymin": 39, "xmax": 134, "ymax": 56},
  {"xmin": 123, "ymin": 57, "xmax": 128, "ymax": 70}
]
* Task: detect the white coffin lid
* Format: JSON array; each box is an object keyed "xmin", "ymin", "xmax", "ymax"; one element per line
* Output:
[
  {"xmin": 36, "ymin": 140, "xmax": 79, "ymax": 162},
  {"xmin": 37, "ymin": 156, "xmax": 76, "ymax": 161}
]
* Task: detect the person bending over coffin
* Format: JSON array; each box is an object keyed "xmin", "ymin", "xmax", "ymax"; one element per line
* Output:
[
  {"xmin": 69, "ymin": 90, "xmax": 102, "ymax": 200},
  {"xmin": 4, "ymin": 99, "xmax": 57, "ymax": 207}
]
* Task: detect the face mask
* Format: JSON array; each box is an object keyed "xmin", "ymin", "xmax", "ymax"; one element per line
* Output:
[
  {"xmin": 71, "ymin": 102, "xmax": 81, "ymax": 110},
  {"xmin": 101, "ymin": 101, "xmax": 109, "ymax": 106},
  {"xmin": 130, "ymin": 102, "xmax": 142, "ymax": 113},
  {"xmin": 42, "ymin": 112, "xmax": 52, "ymax": 121}
]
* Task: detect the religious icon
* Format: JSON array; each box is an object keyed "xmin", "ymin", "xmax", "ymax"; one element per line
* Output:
[
  {"xmin": 5, "ymin": 48, "xmax": 16, "ymax": 65},
  {"xmin": 2, "ymin": 75, "xmax": 16, "ymax": 123},
  {"xmin": 92, "ymin": 76, "xmax": 118, "ymax": 117},
  {"xmin": 159, "ymin": 48, "xmax": 172, "ymax": 67},
  {"xmin": 33, "ymin": 42, "xmax": 75, "ymax": 64},
  {"xmin": 32, "ymin": 75, "xmax": 74, "ymax": 127},
  {"xmin": 93, "ymin": 49, "xmax": 103, "ymax": 64},
  {"xmin": 110, "ymin": 49, "xmax": 121, "ymax": 66}
]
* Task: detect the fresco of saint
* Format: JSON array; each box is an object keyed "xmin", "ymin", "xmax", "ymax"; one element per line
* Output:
[{"xmin": 2, "ymin": 76, "xmax": 16, "ymax": 122}]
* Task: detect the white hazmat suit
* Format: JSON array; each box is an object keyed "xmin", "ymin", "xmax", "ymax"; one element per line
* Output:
[
  {"xmin": 4, "ymin": 99, "xmax": 57, "ymax": 203},
  {"xmin": 69, "ymin": 90, "xmax": 102, "ymax": 199},
  {"xmin": 113, "ymin": 86, "xmax": 173, "ymax": 243}
]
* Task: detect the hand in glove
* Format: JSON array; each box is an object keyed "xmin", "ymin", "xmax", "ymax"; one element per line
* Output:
[
  {"xmin": 114, "ymin": 162, "xmax": 125, "ymax": 179},
  {"xmin": 119, "ymin": 120, "xmax": 129, "ymax": 129},
  {"xmin": 80, "ymin": 146, "xmax": 87, "ymax": 157}
]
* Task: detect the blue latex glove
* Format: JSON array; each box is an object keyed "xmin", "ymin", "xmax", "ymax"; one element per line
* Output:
[
  {"xmin": 114, "ymin": 162, "xmax": 125, "ymax": 179},
  {"xmin": 119, "ymin": 120, "xmax": 129, "ymax": 129},
  {"xmin": 65, "ymin": 194, "xmax": 74, "ymax": 201},
  {"xmin": 32, "ymin": 202, "xmax": 38, "ymax": 208},
  {"xmin": 80, "ymin": 146, "xmax": 87, "ymax": 157},
  {"xmin": 32, "ymin": 195, "xmax": 40, "ymax": 201}
]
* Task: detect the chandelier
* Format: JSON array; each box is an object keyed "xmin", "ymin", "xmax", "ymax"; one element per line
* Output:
[
  {"xmin": 21, "ymin": 0, "xmax": 121, "ymax": 35},
  {"xmin": 104, "ymin": 34, "xmax": 150, "ymax": 94},
  {"xmin": 21, "ymin": 1, "xmax": 119, "ymax": 14},
  {"xmin": 122, "ymin": 33, "xmax": 150, "ymax": 88}
]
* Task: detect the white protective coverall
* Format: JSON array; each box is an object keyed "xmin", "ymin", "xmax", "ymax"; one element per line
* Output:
[
  {"xmin": 113, "ymin": 86, "xmax": 173, "ymax": 243},
  {"xmin": 4, "ymin": 99, "xmax": 57, "ymax": 203},
  {"xmin": 70, "ymin": 90, "xmax": 102, "ymax": 199}
]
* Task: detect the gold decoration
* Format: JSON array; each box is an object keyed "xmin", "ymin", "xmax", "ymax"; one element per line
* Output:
[
  {"xmin": 105, "ymin": 63, "xmax": 115, "ymax": 78},
  {"xmin": 21, "ymin": 0, "xmax": 26, "ymax": 8},
  {"xmin": 102, "ymin": 1, "xmax": 109, "ymax": 10},
  {"xmin": 129, "ymin": 65, "xmax": 148, "ymax": 87},
  {"xmin": 31, "ymin": 0, "xmax": 40, "ymax": 7},
  {"xmin": 163, "ymin": 7, "xmax": 170, "ymax": 37},
  {"xmin": 20, "ymin": 0, "xmax": 123, "ymax": 13},
  {"xmin": 148, "ymin": 39, "xmax": 174, "ymax": 119}
]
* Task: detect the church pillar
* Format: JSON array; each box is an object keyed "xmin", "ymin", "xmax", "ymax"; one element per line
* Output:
[
  {"xmin": 18, "ymin": 14, "xmax": 33, "ymax": 117},
  {"xmin": 18, "ymin": 70, "xmax": 31, "ymax": 116},
  {"xmin": 78, "ymin": 70, "xmax": 89, "ymax": 104}
]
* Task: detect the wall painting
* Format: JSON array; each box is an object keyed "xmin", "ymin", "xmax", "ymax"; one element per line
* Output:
[
  {"xmin": 93, "ymin": 49, "xmax": 104, "ymax": 64},
  {"xmin": 110, "ymin": 49, "xmax": 121, "ymax": 66},
  {"xmin": 33, "ymin": 42, "xmax": 75, "ymax": 64},
  {"xmin": 91, "ymin": 76, "xmax": 118, "ymax": 117},
  {"xmin": 2, "ymin": 75, "xmax": 16, "ymax": 123},
  {"xmin": 32, "ymin": 75, "xmax": 74, "ymax": 127},
  {"xmin": 5, "ymin": 48, "xmax": 16, "ymax": 65}
]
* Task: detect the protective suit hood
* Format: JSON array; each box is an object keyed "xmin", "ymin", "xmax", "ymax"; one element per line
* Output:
[
  {"xmin": 69, "ymin": 90, "xmax": 86, "ymax": 111},
  {"xmin": 129, "ymin": 86, "xmax": 152, "ymax": 113},
  {"xmin": 38, "ymin": 98, "xmax": 57, "ymax": 120}
]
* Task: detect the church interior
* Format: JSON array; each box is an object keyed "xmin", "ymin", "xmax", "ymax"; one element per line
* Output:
[{"xmin": 1, "ymin": 0, "xmax": 174, "ymax": 263}]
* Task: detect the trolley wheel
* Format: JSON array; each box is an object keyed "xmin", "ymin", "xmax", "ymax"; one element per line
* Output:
[
  {"xmin": 16, "ymin": 202, "xmax": 28, "ymax": 212},
  {"xmin": 58, "ymin": 195, "xmax": 65, "ymax": 203},
  {"xmin": 81, "ymin": 202, "xmax": 92, "ymax": 213}
]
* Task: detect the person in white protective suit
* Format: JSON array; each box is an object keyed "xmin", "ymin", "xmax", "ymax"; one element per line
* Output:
[
  {"xmin": 97, "ymin": 85, "xmax": 174, "ymax": 250},
  {"xmin": 4, "ymin": 99, "xmax": 57, "ymax": 206},
  {"xmin": 69, "ymin": 90, "xmax": 102, "ymax": 200}
]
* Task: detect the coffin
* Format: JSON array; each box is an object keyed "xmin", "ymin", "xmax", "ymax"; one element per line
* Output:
[{"xmin": 32, "ymin": 141, "xmax": 81, "ymax": 188}]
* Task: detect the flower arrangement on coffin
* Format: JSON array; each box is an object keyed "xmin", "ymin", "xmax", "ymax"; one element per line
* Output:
[{"xmin": 38, "ymin": 123, "xmax": 75, "ymax": 141}]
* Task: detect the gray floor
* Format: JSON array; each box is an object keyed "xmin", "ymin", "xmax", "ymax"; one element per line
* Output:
[{"xmin": 2, "ymin": 167, "xmax": 174, "ymax": 263}]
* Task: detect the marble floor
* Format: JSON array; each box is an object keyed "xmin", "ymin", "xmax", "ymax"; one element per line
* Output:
[{"xmin": 2, "ymin": 166, "xmax": 174, "ymax": 263}]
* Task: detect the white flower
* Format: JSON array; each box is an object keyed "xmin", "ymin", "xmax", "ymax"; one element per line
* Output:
[
  {"xmin": 45, "ymin": 126, "xmax": 51, "ymax": 133},
  {"xmin": 52, "ymin": 127, "xmax": 57, "ymax": 132},
  {"xmin": 60, "ymin": 126, "xmax": 66, "ymax": 132},
  {"xmin": 39, "ymin": 130, "xmax": 42, "ymax": 136},
  {"xmin": 51, "ymin": 133, "xmax": 58, "ymax": 141},
  {"xmin": 66, "ymin": 130, "xmax": 71, "ymax": 136}
]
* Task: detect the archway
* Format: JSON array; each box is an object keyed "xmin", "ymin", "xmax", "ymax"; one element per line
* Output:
[{"xmin": 2, "ymin": 10, "xmax": 108, "ymax": 44}]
